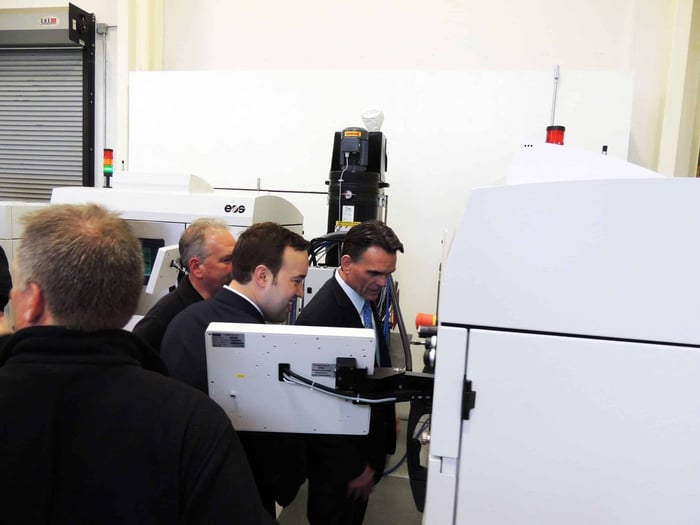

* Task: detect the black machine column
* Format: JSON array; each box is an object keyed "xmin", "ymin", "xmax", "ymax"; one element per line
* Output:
[{"xmin": 325, "ymin": 127, "xmax": 389, "ymax": 265}]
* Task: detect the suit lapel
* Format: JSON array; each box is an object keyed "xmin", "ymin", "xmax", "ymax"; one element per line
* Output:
[
  {"xmin": 329, "ymin": 279, "xmax": 392, "ymax": 367},
  {"xmin": 328, "ymin": 278, "xmax": 363, "ymax": 328}
]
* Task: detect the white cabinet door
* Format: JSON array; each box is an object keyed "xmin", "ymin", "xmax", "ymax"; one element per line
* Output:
[{"xmin": 451, "ymin": 329, "xmax": 700, "ymax": 524}]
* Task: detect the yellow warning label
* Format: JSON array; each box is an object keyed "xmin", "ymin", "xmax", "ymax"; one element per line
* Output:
[
  {"xmin": 344, "ymin": 131, "xmax": 362, "ymax": 137},
  {"xmin": 334, "ymin": 221, "xmax": 361, "ymax": 232}
]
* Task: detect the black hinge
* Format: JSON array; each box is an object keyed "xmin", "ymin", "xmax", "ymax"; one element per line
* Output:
[{"xmin": 462, "ymin": 379, "xmax": 476, "ymax": 420}]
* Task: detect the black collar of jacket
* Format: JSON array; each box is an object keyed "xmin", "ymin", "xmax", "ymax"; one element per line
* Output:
[
  {"xmin": 176, "ymin": 274, "xmax": 204, "ymax": 303},
  {"xmin": 0, "ymin": 325, "xmax": 168, "ymax": 375}
]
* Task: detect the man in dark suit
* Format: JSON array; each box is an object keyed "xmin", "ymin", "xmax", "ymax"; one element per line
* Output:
[
  {"xmin": 295, "ymin": 219, "xmax": 404, "ymax": 525},
  {"xmin": 161, "ymin": 221, "xmax": 310, "ymax": 518}
]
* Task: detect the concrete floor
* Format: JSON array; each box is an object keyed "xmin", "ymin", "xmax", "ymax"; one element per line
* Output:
[
  {"xmin": 277, "ymin": 408, "xmax": 424, "ymax": 525},
  {"xmin": 278, "ymin": 335, "xmax": 426, "ymax": 524}
]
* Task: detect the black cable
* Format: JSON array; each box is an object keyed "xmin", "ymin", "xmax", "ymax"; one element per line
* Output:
[
  {"xmin": 382, "ymin": 416, "xmax": 430, "ymax": 477},
  {"xmin": 281, "ymin": 367, "xmax": 397, "ymax": 405},
  {"xmin": 389, "ymin": 274, "xmax": 412, "ymax": 371}
]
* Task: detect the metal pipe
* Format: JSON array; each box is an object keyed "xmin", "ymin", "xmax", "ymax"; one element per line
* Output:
[
  {"xmin": 550, "ymin": 65, "xmax": 560, "ymax": 126},
  {"xmin": 389, "ymin": 274, "xmax": 413, "ymax": 371}
]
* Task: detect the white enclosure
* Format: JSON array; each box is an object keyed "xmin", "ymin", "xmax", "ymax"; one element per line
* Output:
[
  {"xmin": 205, "ymin": 322, "xmax": 375, "ymax": 435},
  {"xmin": 425, "ymin": 176, "xmax": 700, "ymax": 524}
]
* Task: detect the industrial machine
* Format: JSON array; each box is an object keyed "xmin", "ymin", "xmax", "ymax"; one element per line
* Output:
[
  {"xmin": 199, "ymin": 142, "xmax": 700, "ymax": 522},
  {"xmin": 0, "ymin": 201, "xmax": 48, "ymax": 264},
  {"xmin": 204, "ymin": 321, "xmax": 434, "ymax": 486},
  {"xmin": 50, "ymin": 173, "xmax": 304, "ymax": 316},
  {"xmin": 0, "ymin": 201, "xmax": 47, "ymax": 318},
  {"xmin": 306, "ymin": 123, "xmax": 406, "ymax": 358},
  {"xmin": 324, "ymin": 127, "xmax": 388, "ymax": 266},
  {"xmin": 423, "ymin": 174, "xmax": 700, "ymax": 524}
]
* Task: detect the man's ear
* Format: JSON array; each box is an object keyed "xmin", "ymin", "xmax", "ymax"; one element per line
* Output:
[
  {"xmin": 340, "ymin": 254, "xmax": 353, "ymax": 274},
  {"xmin": 188, "ymin": 257, "xmax": 203, "ymax": 278},
  {"xmin": 23, "ymin": 282, "xmax": 46, "ymax": 324},
  {"xmin": 252, "ymin": 264, "xmax": 270, "ymax": 287}
]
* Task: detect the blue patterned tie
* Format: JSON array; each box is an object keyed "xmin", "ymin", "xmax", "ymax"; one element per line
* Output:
[{"xmin": 361, "ymin": 301, "xmax": 373, "ymax": 328}]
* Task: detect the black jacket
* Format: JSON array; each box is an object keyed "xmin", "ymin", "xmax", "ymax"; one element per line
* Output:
[
  {"xmin": 0, "ymin": 245, "xmax": 11, "ymax": 311},
  {"xmin": 295, "ymin": 276, "xmax": 397, "ymax": 485},
  {"xmin": 0, "ymin": 325, "xmax": 274, "ymax": 525},
  {"xmin": 132, "ymin": 275, "xmax": 203, "ymax": 352},
  {"xmin": 161, "ymin": 288, "xmax": 306, "ymax": 509}
]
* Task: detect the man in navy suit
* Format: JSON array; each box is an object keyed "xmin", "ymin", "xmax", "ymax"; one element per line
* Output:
[
  {"xmin": 162, "ymin": 221, "xmax": 310, "ymax": 518},
  {"xmin": 296, "ymin": 220, "xmax": 404, "ymax": 525}
]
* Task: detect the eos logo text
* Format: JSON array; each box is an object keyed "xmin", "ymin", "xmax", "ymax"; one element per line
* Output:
[{"xmin": 224, "ymin": 204, "xmax": 246, "ymax": 214}]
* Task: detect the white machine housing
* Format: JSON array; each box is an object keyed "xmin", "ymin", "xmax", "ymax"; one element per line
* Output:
[
  {"xmin": 205, "ymin": 322, "xmax": 375, "ymax": 434},
  {"xmin": 0, "ymin": 201, "xmax": 48, "ymax": 264},
  {"xmin": 302, "ymin": 266, "xmax": 336, "ymax": 308},
  {"xmin": 0, "ymin": 201, "xmax": 48, "ymax": 319},
  {"xmin": 424, "ymin": 175, "xmax": 700, "ymax": 524},
  {"xmin": 50, "ymin": 174, "xmax": 304, "ymax": 315}
]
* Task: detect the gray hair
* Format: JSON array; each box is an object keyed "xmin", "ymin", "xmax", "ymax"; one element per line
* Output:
[
  {"xmin": 179, "ymin": 218, "xmax": 231, "ymax": 270},
  {"xmin": 16, "ymin": 203, "xmax": 143, "ymax": 330}
]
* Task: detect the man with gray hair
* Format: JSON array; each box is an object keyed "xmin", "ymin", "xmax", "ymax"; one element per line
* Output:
[
  {"xmin": 0, "ymin": 204, "xmax": 274, "ymax": 524},
  {"xmin": 133, "ymin": 217, "xmax": 235, "ymax": 351}
]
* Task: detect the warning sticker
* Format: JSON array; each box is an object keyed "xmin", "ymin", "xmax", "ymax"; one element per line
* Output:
[
  {"xmin": 211, "ymin": 332, "xmax": 245, "ymax": 348},
  {"xmin": 312, "ymin": 363, "xmax": 335, "ymax": 377},
  {"xmin": 334, "ymin": 220, "xmax": 360, "ymax": 233}
]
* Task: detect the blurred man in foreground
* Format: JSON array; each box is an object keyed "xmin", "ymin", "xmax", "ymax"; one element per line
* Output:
[{"xmin": 0, "ymin": 204, "xmax": 274, "ymax": 525}]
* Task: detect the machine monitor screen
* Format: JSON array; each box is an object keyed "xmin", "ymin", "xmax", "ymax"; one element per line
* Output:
[{"xmin": 140, "ymin": 238, "xmax": 165, "ymax": 285}]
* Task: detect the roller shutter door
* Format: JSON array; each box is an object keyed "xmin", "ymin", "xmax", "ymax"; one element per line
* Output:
[{"xmin": 0, "ymin": 48, "xmax": 84, "ymax": 201}]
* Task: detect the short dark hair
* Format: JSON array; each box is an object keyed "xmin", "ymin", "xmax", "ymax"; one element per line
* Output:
[
  {"xmin": 231, "ymin": 222, "xmax": 309, "ymax": 284},
  {"xmin": 341, "ymin": 220, "xmax": 404, "ymax": 261}
]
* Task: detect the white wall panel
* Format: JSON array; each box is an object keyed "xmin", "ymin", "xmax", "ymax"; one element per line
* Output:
[{"xmin": 128, "ymin": 69, "xmax": 633, "ymax": 332}]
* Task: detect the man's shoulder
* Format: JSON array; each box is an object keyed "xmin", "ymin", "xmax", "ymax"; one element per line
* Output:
[
  {"xmin": 163, "ymin": 289, "xmax": 247, "ymax": 338},
  {"xmin": 156, "ymin": 279, "xmax": 202, "ymax": 312},
  {"xmin": 135, "ymin": 294, "xmax": 181, "ymax": 327},
  {"xmin": 308, "ymin": 274, "xmax": 341, "ymax": 301},
  {"xmin": 134, "ymin": 290, "xmax": 198, "ymax": 342},
  {"xmin": 139, "ymin": 282, "xmax": 199, "ymax": 320},
  {"xmin": 164, "ymin": 297, "xmax": 214, "ymax": 334},
  {"xmin": 297, "ymin": 278, "xmax": 353, "ymax": 325}
]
